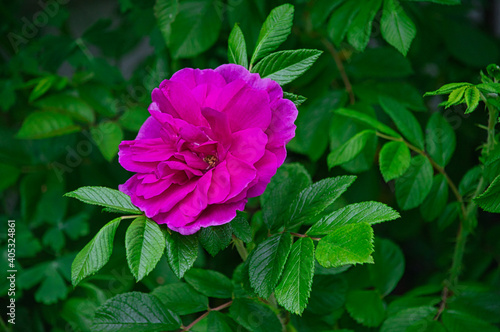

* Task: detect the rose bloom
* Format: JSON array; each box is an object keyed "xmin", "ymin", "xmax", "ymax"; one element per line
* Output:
[{"xmin": 118, "ymin": 64, "xmax": 297, "ymax": 234}]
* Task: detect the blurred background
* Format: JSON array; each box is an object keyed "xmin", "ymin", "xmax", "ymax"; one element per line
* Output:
[{"xmin": 1, "ymin": 0, "xmax": 500, "ymax": 331}]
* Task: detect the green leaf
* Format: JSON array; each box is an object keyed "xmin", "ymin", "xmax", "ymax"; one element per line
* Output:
[
  {"xmin": 65, "ymin": 186, "xmax": 141, "ymax": 214},
  {"xmin": 250, "ymin": 4, "xmax": 294, "ymax": 66},
  {"xmin": 420, "ymin": 175, "xmax": 449, "ymax": 221},
  {"xmin": 368, "ymin": 238, "xmax": 405, "ymax": 296},
  {"xmin": 445, "ymin": 85, "xmax": 467, "ymax": 108},
  {"xmin": 316, "ymin": 223, "xmax": 374, "ymax": 268},
  {"xmin": 71, "ymin": 218, "xmax": 121, "ymax": 286},
  {"xmin": 152, "ymin": 283, "xmax": 208, "ymax": 315},
  {"xmin": 251, "ymin": 49, "xmax": 322, "ymax": 85},
  {"xmin": 346, "ymin": 0, "xmax": 382, "ymax": 51},
  {"xmin": 424, "ymin": 82, "xmax": 471, "ymax": 96},
  {"xmin": 0, "ymin": 163, "xmax": 21, "ymax": 191},
  {"xmin": 275, "ymin": 237, "xmax": 315, "ymax": 315},
  {"xmin": 476, "ymin": 82, "xmax": 500, "ymax": 94},
  {"xmin": 164, "ymin": 231, "xmax": 198, "ymax": 279},
  {"xmin": 346, "ymin": 289, "xmax": 385, "ymax": 327},
  {"xmin": 199, "ymin": 223, "xmax": 233, "ymax": 256},
  {"xmin": 34, "ymin": 94, "xmax": 95, "ymax": 124},
  {"xmin": 308, "ymin": 275, "xmax": 348, "ymax": 315},
  {"xmin": 327, "ymin": 130, "xmax": 376, "ymax": 168},
  {"xmin": 285, "ymin": 176, "xmax": 357, "ymax": 228},
  {"xmin": 228, "ymin": 23, "xmax": 248, "ymax": 68},
  {"xmin": 381, "ymin": 0, "xmax": 416, "ymax": 56},
  {"xmin": 474, "ymin": 174, "xmax": 500, "ymax": 213},
  {"xmin": 381, "ymin": 306, "xmax": 437, "ymax": 332},
  {"xmin": 29, "ymin": 76, "xmax": 57, "ymax": 102},
  {"xmin": 249, "ymin": 233, "xmax": 293, "ymax": 298},
  {"xmin": 184, "ymin": 268, "xmax": 233, "ymax": 299},
  {"xmin": 379, "ymin": 96, "xmax": 425, "ymax": 149},
  {"xmin": 16, "ymin": 111, "xmax": 81, "ymax": 139},
  {"xmin": 346, "ymin": 47, "xmax": 413, "ymax": 79},
  {"xmin": 379, "ymin": 141, "xmax": 412, "ymax": 182},
  {"xmin": 125, "ymin": 217, "xmax": 165, "ymax": 281},
  {"xmin": 261, "ymin": 163, "xmax": 311, "ymax": 230},
  {"xmin": 334, "ymin": 108, "xmax": 401, "ymax": 138},
  {"xmin": 92, "ymin": 292, "xmax": 181, "ymax": 332},
  {"xmin": 395, "ymin": 155, "xmax": 433, "ymax": 210},
  {"xmin": 425, "ymin": 112, "xmax": 456, "ymax": 167},
  {"xmin": 437, "ymin": 202, "xmax": 460, "ymax": 230},
  {"xmin": 442, "ymin": 310, "xmax": 500, "ymax": 332},
  {"xmin": 35, "ymin": 268, "xmax": 68, "ymax": 305},
  {"xmin": 167, "ymin": 0, "xmax": 222, "ymax": 58},
  {"xmin": 327, "ymin": 0, "xmax": 360, "ymax": 46},
  {"xmin": 230, "ymin": 213, "xmax": 252, "ymax": 243},
  {"xmin": 78, "ymin": 84, "xmax": 117, "ymax": 116},
  {"xmin": 91, "ymin": 121, "xmax": 123, "ymax": 161},
  {"xmin": 207, "ymin": 311, "xmax": 234, "ymax": 332},
  {"xmin": 307, "ymin": 202, "xmax": 400, "ymax": 236},
  {"xmin": 229, "ymin": 298, "xmax": 282, "ymax": 332},
  {"xmin": 459, "ymin": 166, "xmax": 482, "ymax": 196},
  {"xmin": 119, "ymin": 107, "xmax": 150, "ymax": 132},
  {"xmin": 283, "ymin": 92, "xmax": 307, "ymax": 106},
  {"xmin": 464, "ymin": 86, "xmax": 481, "ymax": 113},
  {"xmin": 154, "ymin": 0, "xmax": 179, "ymax": 46}
]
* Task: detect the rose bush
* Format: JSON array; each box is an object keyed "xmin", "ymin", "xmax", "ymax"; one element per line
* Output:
[{"xmin": 118, "ymin": 64, "xmax": 297, "ymax": 234}]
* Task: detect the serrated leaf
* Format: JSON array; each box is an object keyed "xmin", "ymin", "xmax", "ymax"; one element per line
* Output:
[
  {"xmin": 464, "ymin": 86, "xmax": 481, "ymax": 113},
  {"xmin": 275, "ymin": 237, "xmax": 315, "ymax": 315},
  {"xmin": 327, "ymin": 0, "xmax": 360, "ymax": 46},
  {"xmin": 381, "ymin": 0, "xmax": 416, "ymax": 56},
  {"xmin": 327, "ymin": 130, "xmax": 376, "ymax": 168},
  {"xmin": 261, "ymin": 163, "xmax": 312, "ymax": 230},
  {"xmin": 152, "ymin": 283, "xmax": 208, "ymax": 315},
  {"xmin": 334, "ymin": 108, "xmax": 401, "ymax": 138},
  {"xmin": 285, "ymin": 176, "xmax": 356, "ymax": 228},
  {"xmin": 154, "ymin": 0, "xmax": 178, "ymax": 46},
  {"xmin": 184, "ymin": 268, "xmax": 233, "ymax": 299},
  {"xmin": 346, "ymin": 290, "xmax": 385, "ymax": 327},
  {"xmin": 283, "ymin": 92, "xmax": 307, "ymax": 106},
  {"xmin": 442, "ymin": 310, "xmax": 499, "ymax": 332},
  {"xmin": 395, "ymin": 155, "xmax": 433, "ymax": 210},
  {"xmin": 381, "ymin": 306, "xmax": 437, "ymax": 332},
  {"xmin": 379, "ymin": 96, "xmax": 425, "ymax": 149},
  {"xmin": 65, "ymin": 186, "xmax": 141, "ymax": 214},
  {"xmin": 207, "ymin": 311, "xmax": 233, "ymax": 332},
  {"xmin": 92, "ymin": 292, "xmax": 181, "ymax": 332},
  {"xmin": 474, "ymin": 174, "xmax": 500, "ymax": 213},
  {"xmin": 250, "ymin": 4, "xmax": 294, "ymax": 66},
  {"xmin": 125, "ymin": 217, "xmax": 165, "ymax": 281},
  {"xmin": 164, "ymin": 231, "xmax": 198, "ymax": 279},
  {"xmin": 199, "ymin": 223, "xmax": 232, "ymax": 256},
  {"xmin": 307, "ymin": 202, "xmax": 400, "ymax": 236},
  {"xmin": 346, "ymin": 0, "xmax": 382, "ymax": 51},
  {"xmin": 228, "ymin": 23, "xmax": 248, "ymax": 68},
  {"xmin": 229, "ymin": 298, "xmax": 282, "ymax": 332},
  {"xmin": 308, "ymin": 275, "xmax": 348, "ymax": 315},
  {"xmin": 379, "ymin": 141, "xmax": 412, "ymax": 182},
  {"xmin": 424, "ymin": 82, "xmax": 471, "ymax": 96},
  {"xmin": 35, "ymin": 267, "xmax": 68, "ymax": 304},
  {"xmin": 249, "ymin": 233, "xmax": 293, "ymax": 298},
  {"xmin": 445, "ymin": 85, "xmax": 467, "ymax": 108},
  {"xmin": 420, "ymin": 175, "xmax": 448, "ymax": 221},
  {"xmin": 230, "ymin": 213, "xmax": 252, "ymax": 243},
  {"xmin": 71, "ymin": 218, "xmax": 121, "ymax": 286},
  {"xmin": 34, "ymin": 93, "xmax": 95, "ymax": 124},
  {"xmin": 16, "ymin": 111, "xmax": 81, "ymax": 139},
  {"xmin": 251, "ymin": 49, "xmax": 322, "ymax": 85},
  {"xmin": 167, "ymin": 0, "xmax": 222, "ymax": 58},
  {"xmin": 425, "ymin": 112, "xmax": 456, "ymax": 167},
  {"xmin": 368, "ymin": 238, "xmax": 405, "ymax": 296},
  {"xmin": 476, "ymin": 82, "xmax": 500, "ymax": 94},
  {"xmin": 91, "ymin": 121, "xmax": 123, "ymax": 161},
  {"xmin": 316, "ymin": 223, "xmax": 374, "ymax": 268}
]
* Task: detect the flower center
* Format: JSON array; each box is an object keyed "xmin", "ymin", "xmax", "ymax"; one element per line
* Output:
[{"xmin": 203, "ymin": 154, "xmax": 218, "ymax": 170}]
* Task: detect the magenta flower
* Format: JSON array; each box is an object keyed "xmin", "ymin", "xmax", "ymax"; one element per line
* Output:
[{"xmin": 118, "ymin": 64, "xmax": 297, "ymax": 235}]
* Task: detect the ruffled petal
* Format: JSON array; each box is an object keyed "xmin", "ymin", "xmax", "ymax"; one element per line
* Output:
[
  {"xmin": 266, "ymin": 98, "xmax": 298, "ymax": 147},
  {"xmin": 230, "ymin": 128, "xmax": 268, "ymax": 165},
  {"xmin": 170, "ymin": 68, "xmax": 226, "ymax": 90}
]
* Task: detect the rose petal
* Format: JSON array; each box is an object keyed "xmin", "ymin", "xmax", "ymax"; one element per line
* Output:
[
  {"xmin": 170, "ymin": 68, "xmax": 226, "ymax": 90},
  {"xmin": 230, "ymin": 128, "xmax": 268, "ymax": 165}
]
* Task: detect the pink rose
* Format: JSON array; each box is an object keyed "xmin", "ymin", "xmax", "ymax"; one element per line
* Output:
[{"xmin": 118, "ymin": 64, "xmax": 298, "ymax": 234}]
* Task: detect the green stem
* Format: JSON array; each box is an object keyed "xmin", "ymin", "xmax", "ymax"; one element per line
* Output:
[
  {"xmin": 181, "ymin": 301, "xmax": 233, "ymax": 331},
  {"xmin": 233, "ymin": 235, "xmax": 248, "ymax": 261}
]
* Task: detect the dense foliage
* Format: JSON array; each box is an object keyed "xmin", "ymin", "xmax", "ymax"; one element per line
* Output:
[{"xmin": 1, "ymin": 0, "xmax": 500, "ymax": 331}]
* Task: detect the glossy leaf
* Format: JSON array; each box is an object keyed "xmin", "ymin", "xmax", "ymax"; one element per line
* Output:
[
  {"xmin": 464, "ymin": 86, "xmax": 481, "ymax": 113},
  {"xmin": 229, "ymin": 298, "xmax": 282, "ymax": 332},
  {"xmin": 327, "ymin": 130, "xmax": 376, "ymax": 168},
  {"xmin": 249, "ymin": 233, "xmax": 293, "ymax": 298},
  {"xmin": 65, "ymin": 186, "xmax": 141, "ymax": 214},
  {"xmin": 316, "ymin": 223, "xmax": 374, "ymax": 268},
  {"xmin": 425, "ymin": 112, "xmax": 456, "ymax": 167},
  {"xmin": 395, "ymin": 155, "xmax": 433, "ymax": 210},
  {"xmin": 91, "ymin": 121, "xmax": 123, "ymax": 161},
  {"xmin": 164, "ymin": 231, "xmax": 198, "ymax": 279},
  {"xmin": 381, "ymin": 0, "xmax": 416, "ymax": 56},
  {"xmin": 230, "ymin": 213, "xmax": 252, "ymax": 243},
  {"xmin": 184, "ymin": 268, "xmax": 233, "ymax": 299},
  {"xmin": 368, "ymin": 238, "xmax": 405, "ymax": 296},
  {"xmin": 474, "ymin": 174, "xmax": 500, "ymax": 213},
  {"xmin": 346, "ymin": 0, "xmax": 382, "ymax": 51},
  {"xmin": 334, "ymin": 107, "xmax": 401, "ymax": 138},
  {"xmin": 152, "ymin": 283, "xmax": 208, "ymax": 315},
  {"xmin": 346, "ymin": 289, "xmax": 385, "ymax": 327},
  {"xmin": 420, "ymin": 175, "xmax": 449, "ymax": 221},
  {"xmin": 125, "ymin": 217, "xmax": 165, "ymax": 281},
  {"xmin": 71, "ymin": 218, "xmax": 121, "ymax": 286},
  {"xmin": 379, "ymin": 141, "xmax": 412, "ymax": 182},
  {"xmin": 199, "ymin": 223, "xmax": 233, "ymax": 256},
  {"xmin": 275, "ymin": 237, "xmax": 315, "ymax": 315},
  {"xmin": 16, "ymin": 111, "xmax": 80, "ymax": 139},
  {"xmin": 228, "ymin": 23, "xmax": 248, "ymax": 68},
  {"xmin": 34, "ymin": 94, "xmax": 95, "ymax": 123}
]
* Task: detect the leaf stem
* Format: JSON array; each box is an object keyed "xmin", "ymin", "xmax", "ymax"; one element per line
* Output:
[
  {"xmin": 289, "ymin": 232, "xmax": 321, "ymax": 241},
  {"xmin": 320, "ymin": 38, "xmax": 355, "ymax": 104},
  {"xmin": 181, "ymin": 300, "xmax": 233, "ymax": 331},
  {"xmin": 120, "ymin": 215, "xmax": 143, "ymax": 220},
  {"xmin": 233, "ymin": 235, "xmax": 248, "ymax": 261}
]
